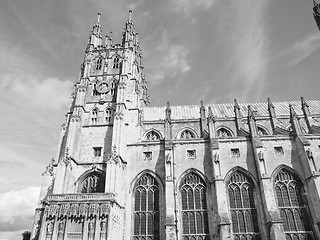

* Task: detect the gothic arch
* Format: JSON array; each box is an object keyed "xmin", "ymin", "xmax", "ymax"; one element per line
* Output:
[
  {"xmin": 143, "ymin": 129, "xmax": 163, "ymax": 141},
  {"xmin": 256, "ymin": 125, "xmax": 270, "ymax": 136},
  {"xmin": 176, "ymin": 127, "xmax": 198, "ymax": 140},
  {"xmin": 272, "ymin": 165, "xmax": 315, "ymax": 239},
  {"xmin": 177, "ymin": 169, "xmax": 210, "ymax": 239},
  {"xmin": 131, "ymin": 171, "xmax": 164, "ymax": 240},
  {"xmin": 216, "ymin": 126, "xmax": 234, "ymax": 138},
  {"xmin": 225, "ymin": 167, "xmax": 261, "ymax": 239},
  {"xmin": 76, "ymin": 169, "xmax": 106, "ymax": 193}
]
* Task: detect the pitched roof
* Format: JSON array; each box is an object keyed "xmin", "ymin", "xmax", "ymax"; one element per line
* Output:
[{"xmin": 143, "ymin": 100, "xmax": 320, "ymax": 121}]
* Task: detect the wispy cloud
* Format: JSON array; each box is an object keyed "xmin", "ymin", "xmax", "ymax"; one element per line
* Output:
[
  {"xmin": 170, "ymin": 0, "xmax": 217, "ymax": 17},
  {"xmin": 149, "ymin": 31, "xmax": 191, "ymax": 85},
  {"xmin": 281, "ymin": 33, "xmax": 320, "ymax": 66}
]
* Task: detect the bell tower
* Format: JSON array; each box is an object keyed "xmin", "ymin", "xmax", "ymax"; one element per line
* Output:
[{"xmin": 30, "ymin": 11, "xmax": 148, "ymax": 240}]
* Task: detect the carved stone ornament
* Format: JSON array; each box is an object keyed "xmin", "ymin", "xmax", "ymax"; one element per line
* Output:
[
  {"xmin": 95, "ymin": 80, "xmax": 111, "ymax": 94},
  {"xmin": 107, "ymin": 146, "xmax": 120, "ymax": 164},
  {"xmin": 42, "ymin": 158, "xmax": 55, "ymax": 176}
]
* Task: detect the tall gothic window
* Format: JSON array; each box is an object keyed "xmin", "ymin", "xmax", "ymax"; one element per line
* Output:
[
  {"xmin": 79, "ymin": 172, "xmax": 105, "ymax": 193},
  {"xmin": 274, "ymin": 168, "xmax": 314, "ymax": 239},
  {"xmin": 96, "ymin": 58, "xmax": 103, "ymax": 70},
  {"xmin": 181, "ymin": 172, "xmax": 209, "ymax": 240},
  {"xmin": 105, "ymin": 108, "xmax": 113, "ymax": 122},
  {"xmin": 133, "ymin": 173, "xmax": 160, "ymax": 240},
  {"xmin": 110, "ymin": 80, "xmax": 117, "ymax": 95},
  {"xmin": 91, "ymin": 109, "xmax": 98, "ymax": 125},
  {"xmin": 228, "ymin": 170, "xmax": 260, "ymax": 239},
  {"xmin": 113, "ymin": 56, "xmax": 120, "ymax": 69}
]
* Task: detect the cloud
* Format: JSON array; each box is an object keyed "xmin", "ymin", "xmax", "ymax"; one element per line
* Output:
[
  {"xmin": 0, "ymin": 186, "xmax": 40, "ymax": 232},
  {"xmin": 149, "ymin": 31, "xmax": 191, "ymax": 85},
  {"xmin": 282, "ymin": 33, "xmax": 320, "ymax": 66},
  {"xmin": 170, "ymin": 0, "xmax": 217, "ymax": 16}
]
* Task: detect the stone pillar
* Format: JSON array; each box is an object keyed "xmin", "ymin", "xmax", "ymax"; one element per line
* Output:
[{"xmin": 164, "ymin": 102, "xmax": 177, "ymax": 240}]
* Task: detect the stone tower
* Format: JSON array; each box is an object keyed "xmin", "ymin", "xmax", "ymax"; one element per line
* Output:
[
  {"xmin": 314, "ymin": 0, "xmax": 320, "ymax": 30},
  {"xmin": 31, "ymin": 10, "xmax": 320, "ymax": 240},
  {"xmin": 31, "ymin": 11, "xmax": 149, "ymax": 240}
]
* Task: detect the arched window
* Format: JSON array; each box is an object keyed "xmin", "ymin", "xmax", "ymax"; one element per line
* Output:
[
  {"xmin": 274, "ymin": 168, "xmax": 314, "ymax": 239},
  {"xmin": 113, "ymin": 56, "xmax": 120, "ymax": 69},
  {"xmin": 257, "ymin": 127, "xmax": 268, "ymax": 136},
  {"xmin": 217, "ymin": 128, "xmax": 232, "ymax": 138},
  {"xmin": 92, "ymin": 83, "xmax": 99, "ymax": 96},
  {"xmin": 79, "ymin": 172, "xmax": 105, "ymax": 193},
  {"xmin": 105, "ymin": 108, "xmax": 113, "ymax": 122},
  {"xmin": 180, "ymin": 129, "xmax": 196, "ymax": 139},
  {"xmin": 228, "ymin": 170, "xmax": 260, "ymax": 239},
  {"xmin": 91, "ymin": 109, "xmax": 98, "ymax": 125},
  {"xmin": 96, "ymin": 58, "xmax": 103, "ymax": 70},
  {"xmin": 133, "ymin": 173, "xmax": 160, "ymax": 240},
  {"xmin": 180, "ymin": 172, "xmax": 209, "ymax": 239},
  {"xmin": 145, "ymin": 131, "xmax": 160, "ymax": 141},
  {"xmin": 110, "ymin": 80, "xmax": 117, "ymax": 95}
]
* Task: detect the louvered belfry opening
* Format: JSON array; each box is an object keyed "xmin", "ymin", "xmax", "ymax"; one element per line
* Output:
[
  {"xmin": 181, "ymin": 172, "xmax": 209, "ymax": 240},
  {"xmin": 228, "ymin": 170, "xmax": 260, "ymax": 240},
  {"xmin": 133, "ymin": 173, "xmax": 160, "ymax": 240},
  {"xmin": 274, "ymin": 168, "xmax": 314, "ymax": 240}
]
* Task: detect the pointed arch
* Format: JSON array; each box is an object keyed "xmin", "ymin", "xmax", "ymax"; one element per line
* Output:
[
  {"xmin": 178, "ymin": 169, "xmax": 209, "ymax": 239},
  {"xmin": 256, "ymin": 125, "xmax": 269, "ymax": 136},
  {"xmin": 110, "ymin": 78, "xmax": 118, "ymax": 95},
  {"xmin": 176, "ymin": 127, "xmax": 198, "ymax": 140},
  {"xmin": 225, "ymin": 167, "xmax": 260, "ymax": 239},
  {"xmin": 95, "ymin": 56, "xmax": 103, "ymax": 70},
  {"xmin": 112, "ymin": 54, "xmax": 121, "ymax": 69},
  {"xmin": 76, "ymin": 169, "xmax": 105, "ymax": 193},
  {"xmin": 216, "ymin": 126, "xmax": 234, "ymax": 138},
  {"xmin": 132, "ymin": 171, "xmax": 162, "ymax": 240},
  {"xmin": 91, "ymin": 108, "xmax": 99, "ymax": 125},
  {"xmin": 143, "ymin": 129, "xmax": 163, "ymax": 141},
  {"xmin": 105, "ymin": 107, "xmax": 113, "ymax": 123},
  {"xmin": 272, "ymin": 165, "xmax": 315, "ymax": 239}
]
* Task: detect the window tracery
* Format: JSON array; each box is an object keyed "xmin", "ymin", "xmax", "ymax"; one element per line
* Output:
[
  {"xmin": 113, "ymin": 56, "xmax": 120, "ymax": 69},
  {"xmin": 79, "ymin": 172, "xmax": 105, "ymax": 193},
  {"xmin": 228, "ymin": 171, "xmax": 260, "ymax": 239},
  {"xmin": 274, "ymin": 168, "xmax": 314, "ymax": 239},
  {"xmin": 217, "ymin": 128, "xmax": 232, "ymax": 138},
  {"xmin": 133, "ymin": 173, "xmax": 160, "ymax": 240},
  {"xmin": 110, "ymin": 80, "xmax": 117, "ymax": 95},
  {"xmin": 91, "ymin": 109, "xmax": 98, "ymax": 125},
  {"xmin": 145, "ymin": 131, "xmax": 160, "ymax": 141},
  {"xmin": 180, "ymin": 172, "xmax": 209, "ymax": 239},
  {"xmin": 257, "ymin": 127, "xmax": 268, "ymax": 136},
  {"xmin": 105, "ymin": 108, "xmax": 113, "ymax": 122},
  {"xmin": 180, "ymin": 129, "xmax": 196, "ymax": 139},
  {"xmin": 96, "ymin": 58, "xmax": 103, "ymax": 70}
]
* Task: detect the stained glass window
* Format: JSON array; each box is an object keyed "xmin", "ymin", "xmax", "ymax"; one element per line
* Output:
[
  {"xmin": 274, "ymin": 168, "xmax": 314, "ymax": 239},
  {"xmin": 228, "ymin": 170, "xmax": 260, "ymax": 240},
  {"xmin": 180, "ymin": 130, "xmax": 195, "ymax": 139},
  {"xmin": 133, "ymin": 174, "xmax": 160, "ymax": 240},
  {"xmin": 217, "ymin": 128, "xmax": 232, "ymax": 138},
  {"xmin": 79, "ymin": 172, "xmax": 105, "ymax": 193},
  {"xmin": 181, "ymin": 172, "xmax": 209, "ymax": 240},
  {"xmin": 145, "ymin": 131, "xmax": 160, "ymax": 141}
]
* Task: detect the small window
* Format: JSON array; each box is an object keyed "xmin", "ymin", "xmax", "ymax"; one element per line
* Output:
[
  {"xmin": 113, "ymin": 56, "xmax": 120, "ymax": 69},
  {"xmin": 105, "ymin": 108, "xmax": 113, "ymax": 122},
  {"xmin": 96, "ymin": 58, "xmax": 103, "ymax": 70},
  {"xmin": 91, "ymin": 109, "xmax": 98, "ymax": 125},
  {"xmin": 110, "ymin": 80, "xmax": 117, "ymax": 95},
  {"xmin": 231, "ymin": 148, "xmax": 240, "ymax": 158},
  {"xmin": 217, "ymin": 128, "xmax": 232, "ymax": 138},
  {"xmin": 145, "ymin": 131, "xmax": 160, "ymax": 141},
  {"xmin": 257, "ymin": 127, "xmax": 268, "ymax": 136},
  {"xmin": 180, "ymin": 130, "xmax": 195, "ymax": 139},
  {"xmin": 187, "ymin": 150, "xmax": 196, "ymax": 159},
  {"xmin": 143, "ymin": 152, "xmax": 152, "ymax": 161},
  {"xmin": 274, "ymin": 147, "xmax": 284, "ymax": 156},
  {"xmin": 93, "ymin": 147, "xmax": 102, "ymax": 157}
]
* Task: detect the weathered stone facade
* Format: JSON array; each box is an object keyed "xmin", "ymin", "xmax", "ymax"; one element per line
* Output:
[{"xmin": 32, "ymin": 11, "xmax": 320, "ymax": 240}]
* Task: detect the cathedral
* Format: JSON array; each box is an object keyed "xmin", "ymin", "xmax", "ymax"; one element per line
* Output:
[{"xmin": 31, "ymin": 10, "xmax": 320, "ymax": 240}]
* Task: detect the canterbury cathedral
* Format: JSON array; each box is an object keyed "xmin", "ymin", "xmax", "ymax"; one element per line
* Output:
[{"xmin": 31, "ymin": 10, "xmax": 320, "ymax": 240}]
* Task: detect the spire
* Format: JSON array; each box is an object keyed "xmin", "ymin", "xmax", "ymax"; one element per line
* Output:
[
  {"xmin": 122, "ymin": 10, "xmax": 138, "ymax": 48},
  {"xmin": 289, "ymin": 103, "xmax": 302, "ymax": 135},
  {"xmin": 87, "ymin": 12, "xmax": 103, "ymax": 49},
  {"xmin": 128, "ymin": 9, "xmax": 133, "ymax": 22}
]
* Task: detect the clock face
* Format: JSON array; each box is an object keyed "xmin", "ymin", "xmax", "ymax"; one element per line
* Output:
[{"xmin": 96, "ymin": 81, "xmax": 110, "ymax": 93}]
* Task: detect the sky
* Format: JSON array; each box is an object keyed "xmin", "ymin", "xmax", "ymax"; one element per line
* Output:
[{"xmin": 0, "ymin": 0, "xmax": 320, "ymax": 239}]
